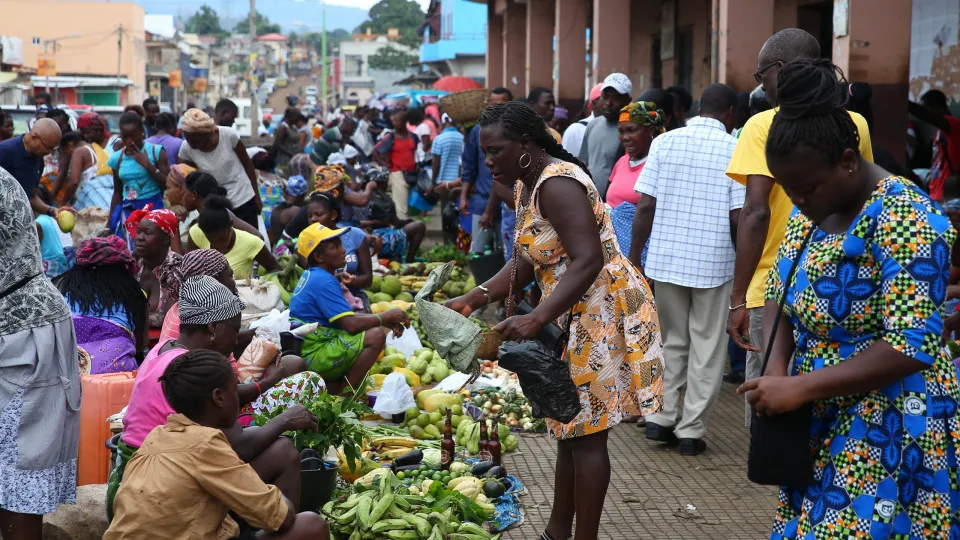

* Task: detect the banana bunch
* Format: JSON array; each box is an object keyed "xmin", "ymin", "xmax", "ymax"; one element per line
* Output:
[
  {"xmin": 399, "ymin": 275, "xmax": 429, "ymax": 292},
  {"xmin": 369, "ymin": 437, "xmax": 418, "ymax": 460},
  {"xmin": 323, "ymin": 470, "xmax": 501, "ymax": 540}
]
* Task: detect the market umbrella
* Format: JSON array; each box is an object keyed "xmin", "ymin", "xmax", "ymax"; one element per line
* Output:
[{"xmin": 433, "ymin": 76, "xmax": 483, "ymax": 93}]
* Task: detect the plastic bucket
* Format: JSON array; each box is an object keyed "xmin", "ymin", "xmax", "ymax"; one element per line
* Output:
[{"xmin": 300, "ymin": 456, "xmax": 338, "ymax": 512}]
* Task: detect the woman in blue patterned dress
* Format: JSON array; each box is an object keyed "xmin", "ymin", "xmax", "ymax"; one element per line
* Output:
[{"xmin": 739, "ymin": 58, "xmax": 960, "ymax": 539}]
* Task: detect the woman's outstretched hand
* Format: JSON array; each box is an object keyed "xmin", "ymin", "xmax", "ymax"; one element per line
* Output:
[
  {"xmin": 737, "ymin": 375, "xmax": 809, "ymax": 416},
  {"xmin": 495, "ymin": 314, "xmax": 543, "ymax": 341}
]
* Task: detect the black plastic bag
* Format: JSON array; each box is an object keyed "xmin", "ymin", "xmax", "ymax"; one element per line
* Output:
[
  {"xmin": 414, "ymin": 169, "xmax": 439, "ymax": 205},
  {"xmin": 498, "ymin": 340, "xmax": 581, "ymax": 424},
  {"xmin": 441, "ymin": 199, "xmax": 460, "ymax": 236}
]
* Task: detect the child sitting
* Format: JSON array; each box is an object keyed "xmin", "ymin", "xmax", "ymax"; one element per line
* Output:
[
  {"xmin": 289, "ymin": 223, "xmax": 409, "ymax": 394},
  {"xmin": 104, "ymin": 349, "xmax": 329, "ymax": 540}
]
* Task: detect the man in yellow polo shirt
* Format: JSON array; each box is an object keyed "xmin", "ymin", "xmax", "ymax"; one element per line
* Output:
[{"xmin": 725, "ymin": 28, "xmax": 874, "ymax": 424}]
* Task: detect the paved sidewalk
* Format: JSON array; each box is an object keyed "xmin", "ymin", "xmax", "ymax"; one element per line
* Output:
[{"xmin": 501, "ymin": 382, "xmax": 778, "ymax": 539}]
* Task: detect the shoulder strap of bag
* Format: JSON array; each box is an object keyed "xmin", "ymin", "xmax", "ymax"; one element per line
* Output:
[{"xmin": 759, "ymin": 225, "xmax": 817, "ymax": 375}]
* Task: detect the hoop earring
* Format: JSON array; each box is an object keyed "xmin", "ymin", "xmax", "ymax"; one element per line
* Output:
[{"xmin": 518, "ymin": 153, "xmax": 532, "ymax": 169}]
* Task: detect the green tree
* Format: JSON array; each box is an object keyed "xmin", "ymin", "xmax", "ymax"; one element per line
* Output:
[
  {"xmin": 368, "ymin": 45, "xmax": 418, "ymax": 70},
  {"xmin": 300, "ymin": 29, "xmax": 351, "ymax": 58},
  {"xmin": 184, "ymin": 5, "xmax": 225, "ymax": 36},
  {"xmin": 355, "ymin": 0, "xmax": 424, "ymax": 48},
  {"xmin": 234, "ymin": 11, "xmax": 283, "ymax": 36}
]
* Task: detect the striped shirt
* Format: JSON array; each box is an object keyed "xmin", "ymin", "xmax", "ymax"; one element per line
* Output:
[{"xmin": 431, "ymin": 127, "xmax": 465, "ymax": 183}]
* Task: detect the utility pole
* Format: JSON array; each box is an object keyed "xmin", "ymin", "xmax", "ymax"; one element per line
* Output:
[
  {"xmin": 321, "ymin": 2, "xmax": 327, "ymax": 120},
  {"xmin": 117, "ymin": 24, "xmax": 124, "ymax": 102},
  {"xmin": 249, "ymin": 0, "xmax": 260, "ymax": 137},
  {"xmin": 44, "ymin": 41, "xmax": 51, "ymax": 95}
]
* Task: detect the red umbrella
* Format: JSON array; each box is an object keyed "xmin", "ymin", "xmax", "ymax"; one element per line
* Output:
[{"xmin": 433, "ymin": 76, "xmax": 483, "ymax": 92}]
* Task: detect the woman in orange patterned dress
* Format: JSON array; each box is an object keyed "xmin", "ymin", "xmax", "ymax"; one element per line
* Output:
[{"xmin": 446, "ymin": 102, "xmax": 664, "ymax": 540}]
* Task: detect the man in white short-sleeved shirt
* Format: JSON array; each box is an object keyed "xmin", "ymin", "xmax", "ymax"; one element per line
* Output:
[{"xmin": 629, "ymin": 84, "xmax": 744, "ymax": 456}]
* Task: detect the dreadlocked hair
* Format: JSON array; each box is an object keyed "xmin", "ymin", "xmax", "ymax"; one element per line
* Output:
[
  {"xmin": 478, "ymin": 101, "xmax": 592, "ymax": 180},
  {"xmin": 159, "ymin": 349, "xmax": 235, "ymax": 419},
  {"xmin": 55, "ymin": 265, "xmax": 147, "ymax": 340},
  {"xmin": 766, "ymin": 58, "xmax": 861, "ymax": 168}
]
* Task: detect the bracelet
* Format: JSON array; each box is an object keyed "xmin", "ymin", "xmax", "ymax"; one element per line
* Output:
[
  {"xmin": 729, "ymin": 302, "xmax": 747, "ymax": 311},
  {"xmin": 375, "ymin": 314, "xmax": 383, "ymax": 326},
  {"xmin": 477, "ymin": 285, "xmax": 491, "ymax": 305},
  {"xmin": 253, "ymin": 381, "xmax": 262, "ymax": 394}
]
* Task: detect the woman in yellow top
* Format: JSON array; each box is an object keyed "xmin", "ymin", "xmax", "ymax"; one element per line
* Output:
[
  {"xmin": 187, "ymin": 195, "xmax": 280, "ymax": 279},
  {"xmin": 447, "ymin": 101, "xmax": 664, "ymax": 540}
]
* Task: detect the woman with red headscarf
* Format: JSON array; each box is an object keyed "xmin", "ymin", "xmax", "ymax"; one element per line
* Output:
[
  {"xmin": 55, "ymin": 236, "xmax": 146, "ymax": 373},
  {"xmin": 126, "ymin": 205, "xmax": 181, "ymax": 331}
]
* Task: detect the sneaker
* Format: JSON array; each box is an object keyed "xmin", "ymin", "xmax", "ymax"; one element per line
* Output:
[
  {"xmin": 645, "ymin": 422, "xmax": 679, "ymax": 445},
  {"xmin": 679, "ymin": 438, "xmax": 707, "ymax": 456}
]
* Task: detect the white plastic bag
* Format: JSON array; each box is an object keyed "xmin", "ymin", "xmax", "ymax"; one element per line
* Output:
[
  {"xmin": 385, "ymin": 328, "xmax": 422, "ymax": 358},
  {"xmin": 237, "ymin": 278, "xmax": 285, "ymax": 314},
  {"xmin": 249, "ymin": 309, "xmax": 290, "ymax": 335},
  {"xmin": 373, "ymin": 372, "xmax": 416, "ymax": 416}
]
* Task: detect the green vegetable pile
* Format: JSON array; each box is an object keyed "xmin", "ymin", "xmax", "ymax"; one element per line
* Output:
[
  {"xmin": 456, "ymin": 418, "xmax": 519, "ymax": 454},
  {"xmin": 324, "ymin": 468, "xmax": 500, "ymax": 540},
  {"xmin": 422, "ymin": 244, "xmax": 469, "ymax": 265}
]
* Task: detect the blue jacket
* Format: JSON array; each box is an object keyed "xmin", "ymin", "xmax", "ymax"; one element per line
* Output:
[{"xmin": 461, "ymin": 125, "xmax": 494, "ymax": 215}]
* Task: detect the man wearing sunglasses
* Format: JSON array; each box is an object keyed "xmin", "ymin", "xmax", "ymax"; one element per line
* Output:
[
  {"xmin": 0, "ymin": 117, "xmax": 63, "ymax": 218},
  {"xmin": 724, "ymin": 28, "xmax": 876, "ymax": 425}
]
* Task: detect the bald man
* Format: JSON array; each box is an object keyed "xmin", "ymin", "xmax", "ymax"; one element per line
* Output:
[
  {"xmin": 725, "ymin": 28, "xmax": 874, "ymax": 425},
  {"xmin": 0, "ymin": 117, "xmax": 62, "ymax": 217}
]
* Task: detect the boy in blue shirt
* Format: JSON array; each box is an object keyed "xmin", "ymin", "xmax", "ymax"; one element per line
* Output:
[{"xmin": 290, "ymin": 223, "xmax": 409, "ymax": 394}]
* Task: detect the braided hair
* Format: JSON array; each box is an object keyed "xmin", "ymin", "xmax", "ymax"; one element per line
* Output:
[
  {"xmin": 766, "ymin": 58, "xmax": 860, "ymax": 168},
  {"xmin": 197, "ymin": 194, "xmax": 234, "ymax": 235},
  {"xmin": 159, "ymin": 349, "xmax": 235, "ymax": 419},
  {"xmin": 55, "ymin": 265, "xmax": 147, "ymax": 342},
  {"xmin": 478, "ymin": 101, "xmax": 592, "ymax": 179}
]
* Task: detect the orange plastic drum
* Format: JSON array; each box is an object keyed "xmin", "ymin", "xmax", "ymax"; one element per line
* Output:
[{"xmin": 78, "ymin": 372, "xmax": 136, "ymax": 486}]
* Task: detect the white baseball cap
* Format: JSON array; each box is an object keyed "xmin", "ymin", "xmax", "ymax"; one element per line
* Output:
[{"xmin": 601, "ymin": 73, "xmax": 632, "ymax": 97}]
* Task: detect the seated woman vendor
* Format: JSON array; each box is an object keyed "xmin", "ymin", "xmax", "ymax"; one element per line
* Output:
[
  {"xmin": 105, "ymin": 349, "xmax": 329, "ymax": 540},
  {"xmin": 188, "ymin": 194, "xmax": 280, "ymax": 279},
  {"xmin": 289, "ymin": 223, "xmax": 409, "ymax": 394},
  {"xmin": 56, "ymin": 236, "xmax": 146, "ymax": 373},
  {"xmin": 110, "ymin": 276, "xmax": 315, "ymax": 520}
]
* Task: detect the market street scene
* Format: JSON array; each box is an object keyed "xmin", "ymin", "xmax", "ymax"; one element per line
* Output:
[{"xmin": 1, "ymin": 0, "xmax": 959, "ymax": 539}]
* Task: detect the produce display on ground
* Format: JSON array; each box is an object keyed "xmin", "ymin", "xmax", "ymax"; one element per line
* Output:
[{"xmin": 252, "ymin": 261, "xmax": 551, "ymax": 537}]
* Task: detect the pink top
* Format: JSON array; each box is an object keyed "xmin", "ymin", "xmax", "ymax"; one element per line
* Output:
[
  {"xmin": 605, "ymin": 155, "xmax": 646, "ymax": 208},
  {"xmin": 159, "ymin": 304, "xmax": 180, "ymax": 342},
  {"xmin": 121, "ymin": 339, "xmax": 185, "ymax": 448}
]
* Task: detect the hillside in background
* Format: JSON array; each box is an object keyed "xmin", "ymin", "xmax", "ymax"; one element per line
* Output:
[{"xmin": 136, "ymin": 0, "xmax": 372, "ymax": 32}]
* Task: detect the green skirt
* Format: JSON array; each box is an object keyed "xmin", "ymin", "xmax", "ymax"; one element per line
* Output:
[{"xmin": 301, "ymin": 326, "xmax": 365, "ymax": 380}]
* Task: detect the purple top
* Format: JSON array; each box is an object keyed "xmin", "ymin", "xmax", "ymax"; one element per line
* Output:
[{"xmin": 146, "ymin": 134, "xmax": 184, "ymax": 166}]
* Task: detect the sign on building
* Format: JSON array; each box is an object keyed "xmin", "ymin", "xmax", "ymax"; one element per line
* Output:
[
  {"xmin": 37, "ymin": 54, "xmax": 56, "ymax": 77},
  {"xmin": 168, "ymin": 69, "xmax": 182, "ymax": 88}
]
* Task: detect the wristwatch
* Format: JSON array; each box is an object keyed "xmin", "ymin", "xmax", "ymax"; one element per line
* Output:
[{"xmin": 46, "ymin": 206, "xmax": 57, "ymax": 218}]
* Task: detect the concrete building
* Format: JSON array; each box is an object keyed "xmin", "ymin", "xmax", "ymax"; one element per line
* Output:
[
  {"xmin": 418, "ymin": 0, "xmax": 487, "ymax": 83},
  {"xmin": 0, "ymin": 0, "xmax": 146, "ymax": 105},
  {"xmin": 145, "ymin": 15, "xmax": 179, "ymax": 107},
  {"xmin": 257, "ymin": 33, "xmax": 289, "ymax": 76},
  {"xmin": 473, "ymin": 0, "xmax": 911, "ymax": 163},
  {"xmin": 339, "ymin": 36, "xmax": 417, "ymax": 106}
]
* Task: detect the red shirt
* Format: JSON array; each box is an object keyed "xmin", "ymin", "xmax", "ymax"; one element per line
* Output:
[
  {"xmin": 390, "ymin": 134, "xmax": 416, "ymax": 172},
  {"xmin": 929, "ymin": 115, "xmax": 960, "ymax": 201}
]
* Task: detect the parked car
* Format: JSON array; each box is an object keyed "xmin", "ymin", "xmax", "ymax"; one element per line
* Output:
[
  {"xmin": 1, "ymin": 105, "xmax": 79, "ymax": 136},
  {"xmin": 305, "ymin": 86, "xmax": 318, "ymax": 96}
]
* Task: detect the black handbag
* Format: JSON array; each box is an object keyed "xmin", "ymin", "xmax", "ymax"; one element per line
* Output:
[
  {"xmin": 414, "ymin": 168, "xmax": 439, "ymax": 205},
  {"xmin": 747, "ymin": 227, "xmax": 816, "ymax": 488}
]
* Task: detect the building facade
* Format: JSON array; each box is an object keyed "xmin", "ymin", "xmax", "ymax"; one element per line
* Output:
[
  {"xmin": 418, "ymin": 0, "xmax": 487, "ymax": 83},
  {"xmin": 0, "ymin": 0, "xmax": 146, "ymax": 105},
  {"xmin": 339, "ymin": 36, "xmax": 417, "ymax": 106}
]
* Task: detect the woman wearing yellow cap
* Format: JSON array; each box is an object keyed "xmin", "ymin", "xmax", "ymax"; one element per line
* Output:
[{"xmin": 289, "ymin": 223, "xmax": 410, "ymax": 394}]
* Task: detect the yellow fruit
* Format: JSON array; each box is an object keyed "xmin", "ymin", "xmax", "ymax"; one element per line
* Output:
[
  {"xmin": 372, "ymin": 374, "xmax": 386, "ymax": 389},
  {"xmin": 392, "ymin": 367, "xmax": 421, "ymax": 386},
  {"xmin": 56, "ymin": 210, "xmax": 75, "ymax": 233}
]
